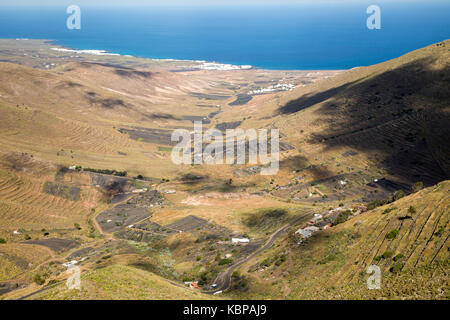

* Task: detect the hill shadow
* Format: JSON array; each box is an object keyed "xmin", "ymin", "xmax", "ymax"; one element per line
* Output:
[{"xmin": 279, "ymin": 55, "xmax": 450, "ymax": 186}]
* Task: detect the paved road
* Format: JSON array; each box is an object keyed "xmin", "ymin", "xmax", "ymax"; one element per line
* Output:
[{"xmin": 205, "ymin": 213, "xmax": 312, "ymax": 295}]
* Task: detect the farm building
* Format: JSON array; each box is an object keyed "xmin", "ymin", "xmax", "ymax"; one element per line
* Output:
[
  {"xmin": 232, "ymin": 238, "xmax": 250, "ymax": 244},
  {"xmin": 295, "ymin": 228, "xmax": 313, "ymax": 239},
  {"xmin": 315, "ymin": 220, "xmax": 332, "ymax": 230}
]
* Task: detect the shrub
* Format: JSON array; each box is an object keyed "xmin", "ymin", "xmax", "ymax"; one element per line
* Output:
[
  {"xmin": 393, "ymin": 190, "xmax": 405, "ymax": 201},
  {"xmin": 24, "ymin": 235, "xmax": 31, "ymax": 240},
  {"xmin": 367, "ymin": 199, "xmax": 389, "ymax": 211},
  {"xmin": 196, "ymin": 256, "xmax": 201, "ymax": 261},
  {"xmin": 261, "ymin": 257, "xmax": 272, "ymax": 267},
  {"xmin": 0, "ymin": 238, "xmax": 6, "ymax": 244},
  {"xmin": 333, "ymin": 210, "xmax": 353, "ymax": 225},
  {"xmin": 218, "ymin": 258, "xmax": 233, "ymax": 266},
  {"xmin": 382, "ymin": 251, "xmax": 394, "ymax": 259},
  {"xmin": 434, "ymin": 226, "xmax": 445, "ymax": 237},
  {"xmin": 197, "ymin": 279, "xmax": 206, "ymax": 286},
  {"xmin": 390, "ymin": 262, "xmax": 404, "ymax": 273},
  {"xmin": 33, "ymin": 274, "xmax": 45, "ymax": 285},
  {"xmin": 393, "ymin": 253, "xmax": 404, "ymax": 262},
  {"xmin": 275, "ymin": 254, "xmax": 287, "ymax": 266},
  {"xmin": 386, "ymin": 229, "xmax": 399, "ymax": 240},
  {"xmin": 351, "ymin": 232, "xmax": 362, "ymax": 239},
  {"xmin": 383, "ymin": 207, "xmax": 396, "ymax": 214},
  {"xmin": 408, "ymin": 206, "xmax": 417, "ymax": 214},
  {"xmin": 74, "ymin": 223, "xmax": 81, "ymax": 230},
  {"xmin": 411, "ymin": 182, "xmax": 423, "ymax": 193},
  {"xmin": 83, "ymin": 168, "xmax": 127, "ymax": 177}
]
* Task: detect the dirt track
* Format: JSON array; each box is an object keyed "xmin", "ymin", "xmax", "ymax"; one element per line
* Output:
[{"xmin": 205, "ymin": 213, "xmax": 312, "ymax": 295}]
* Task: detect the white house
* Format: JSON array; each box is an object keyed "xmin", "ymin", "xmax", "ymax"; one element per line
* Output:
[
  {"xmin": 304, "ymin": 226, "xmax": 320, "ymax": 233},
  {"xmin": 62, "ymin": 260, "xmax": 78, "ymax": 268},
  {"xmin": 309, "ymin": 215, "xmax": 323, "ymax": 223},
  {"xmin": 132, "ymin": 188, "xmax": 148, "ymax": 193},
  {"xmin": 232, "ymin": 238, "xmax": 250, "ymax": 244},
  {"xmin": 295, "ymin": 226, "xmax": 320, "ymax": 240},
  {"xmin": 295, "ymin": 229, "xmax": 312, "ymax": 239}
]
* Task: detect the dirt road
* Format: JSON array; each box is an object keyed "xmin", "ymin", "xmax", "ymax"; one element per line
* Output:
[{"xmin": 204, "ymin": 213, "xmax": 312, "ymax": 295}]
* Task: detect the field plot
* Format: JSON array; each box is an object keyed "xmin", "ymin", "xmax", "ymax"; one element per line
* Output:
[
  {"xmin": 24, "ymin": 238, "xmax": 79, "ymax": 253},
  {"xmin": 42, "ymin": 181, "xmax": 80, "ymax": 201},
  {"xmin": 0, "ymin": 156, "xmax": 100, "ymax": 233},
  {"xmin": 0, "ymin": 243, "xmax": 52, "ymax": 281},
  {"xmin": 28, "ymin": 264, "xmax": 213, "ymax": 300},
  {"xmin": 165, "ymin": 215, "xmax": 208, "ymax": 232},
  {"xmin": 96, "ymin": 204, "xmax": 151, "ymax": 233}
]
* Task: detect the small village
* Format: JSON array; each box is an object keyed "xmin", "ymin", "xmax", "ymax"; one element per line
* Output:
[{"xmin": 294, "ymin": 205, "xmax": 367, "ymax": 244}]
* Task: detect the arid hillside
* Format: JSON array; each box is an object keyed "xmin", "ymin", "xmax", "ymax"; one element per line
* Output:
[
  {"xmin": 0, "ymin": 39, "xmax": 448, "ymax": 300},
  {"xmin": 272, "ymin": 40, "xmax": 450, "ymax": 187},
  {"xmin": 232, "ymin": 180, "xmax": 449, "ymax": 300}
]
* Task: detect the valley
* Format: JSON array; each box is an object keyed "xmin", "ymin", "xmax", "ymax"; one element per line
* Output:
[{"xmin": 0, "ymin": 39, "xmax": 448, "ymax": 300}]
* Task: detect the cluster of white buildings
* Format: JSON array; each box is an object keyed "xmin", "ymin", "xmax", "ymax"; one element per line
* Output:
[
  {"xmin": 248, "ymin": 83, "xmax": 296, "ymax": 95},
  {"xmin": 196, "ymin": 62, "xmax": 253, "ymax": 71},
  {"xmin": 294, "ymin": 205, "xmax": 368, "ymax": 244},
  {"xmin": 294, "ymin": 213, "xmax": 330, "ymax": 243}
]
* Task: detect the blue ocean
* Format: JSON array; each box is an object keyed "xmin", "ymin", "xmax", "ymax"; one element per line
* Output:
[{"xmin": 0, "ymin": 2, "xmax": 449, "ymax": 70}]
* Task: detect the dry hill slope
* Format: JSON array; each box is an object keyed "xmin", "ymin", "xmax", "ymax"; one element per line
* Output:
[
  {"xmin": 233, "ymin": 180, "xmax": 449, "ymax": 299},
  {"xmin": 273, "ymin": 40, "xmax": 449, "ymax": 187}
]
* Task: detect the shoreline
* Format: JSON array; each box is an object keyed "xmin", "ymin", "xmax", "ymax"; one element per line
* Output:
[{"xmin": 10, "ymin": 38, "xmax": 346, "ymax": 72}]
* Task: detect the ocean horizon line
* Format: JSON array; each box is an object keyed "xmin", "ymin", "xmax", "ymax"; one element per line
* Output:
[{"xmin": 11, "ymin": 38, "xmax": 348, "ymax": 71}]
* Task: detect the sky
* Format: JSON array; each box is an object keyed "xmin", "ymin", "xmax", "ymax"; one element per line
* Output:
[{"xmin": 0, "ymin": 0, "xmax": 443, "ymax": 7}]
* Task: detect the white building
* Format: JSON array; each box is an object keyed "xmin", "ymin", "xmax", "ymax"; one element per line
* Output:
[
  {"xmin": 304, "ymin": 226, "xmax": 320, "ymax": 233},
  {"xmin": 232, "ymin": 238, "xmax": 250, "ymax": 244},
  {"xmin": 295, "ymin": 229, "xmax": 313, "ymax": 239}
]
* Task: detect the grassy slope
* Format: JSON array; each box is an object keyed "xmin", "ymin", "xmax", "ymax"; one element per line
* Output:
[
  {"xmin": 0, "ymin": 40, "xmax": 448, "ymax": 300},
  {"xmin": 232, "ymin": 181, "xmax": 449, "ymax": 299},
  {"xmin": 274, "ymin": 40, "xmax": 450, "ymax": 185},
  {"xmin": 216, "ymin": 40, "xmax": 449, "ymax": 194},
  {"xmin": 29, "ymin": 264, "xmax": 212, "ymax": 300}
]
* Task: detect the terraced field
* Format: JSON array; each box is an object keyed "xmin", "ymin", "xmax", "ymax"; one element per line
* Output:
[
  {"xmin": 0, "ymin": 157, "xmax": 100, "ymax": 234},
  {"xmin": 232, "ymin": 181, "xmax": 449, "ymax": 300},
  {"xmin": 0, "ymin": 39, "xmax": 448, "ymax": 300},
  {"xmin": 27, "ymin": 264, "xmax": 213, "ymax": 300},
  {"xmin": 0, "ymin": 243, "xmax": 52, "ymax": 281}
]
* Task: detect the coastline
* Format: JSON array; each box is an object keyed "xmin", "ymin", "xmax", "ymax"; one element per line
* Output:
[
  {"xmin": 0, "ymin": 38, "xmax": 346, "ymax": 77},
  {"xmin": 48, "ymin": 41, "xmax": 254, "ymax": 71}
]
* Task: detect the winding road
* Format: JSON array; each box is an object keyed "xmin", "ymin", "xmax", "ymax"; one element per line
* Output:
[
  {"xmin": 205, "ymin": 213, "xmax": 312, "ymax": 295},
  {"xmin": 12, "ymin": 178, "xmax": 313, "ymax": 299}
]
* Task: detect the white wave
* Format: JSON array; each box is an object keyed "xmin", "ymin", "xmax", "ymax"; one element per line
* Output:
[
  {"xmin": 196, "ymin": 62, "xmax": 253, "ymax": 71},
  {"xmin": 51, "ymin": 47, "xmax": 121, "ymax": 56}
]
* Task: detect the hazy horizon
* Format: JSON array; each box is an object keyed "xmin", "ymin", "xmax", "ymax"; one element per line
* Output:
[{"xmin": 1, "ymin": 0, "xmax": 448, "ymax": 7}]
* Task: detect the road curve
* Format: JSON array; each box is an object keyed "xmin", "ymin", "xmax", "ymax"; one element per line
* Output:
[{"xmin": 205, "ymin": 213, "xmax": 312, "ymax": 295}]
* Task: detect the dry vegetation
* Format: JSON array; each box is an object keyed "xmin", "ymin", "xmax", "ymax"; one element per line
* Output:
[{"xmin": 0, "ymin": 39, "xmax": 448, "ymax": 300}]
